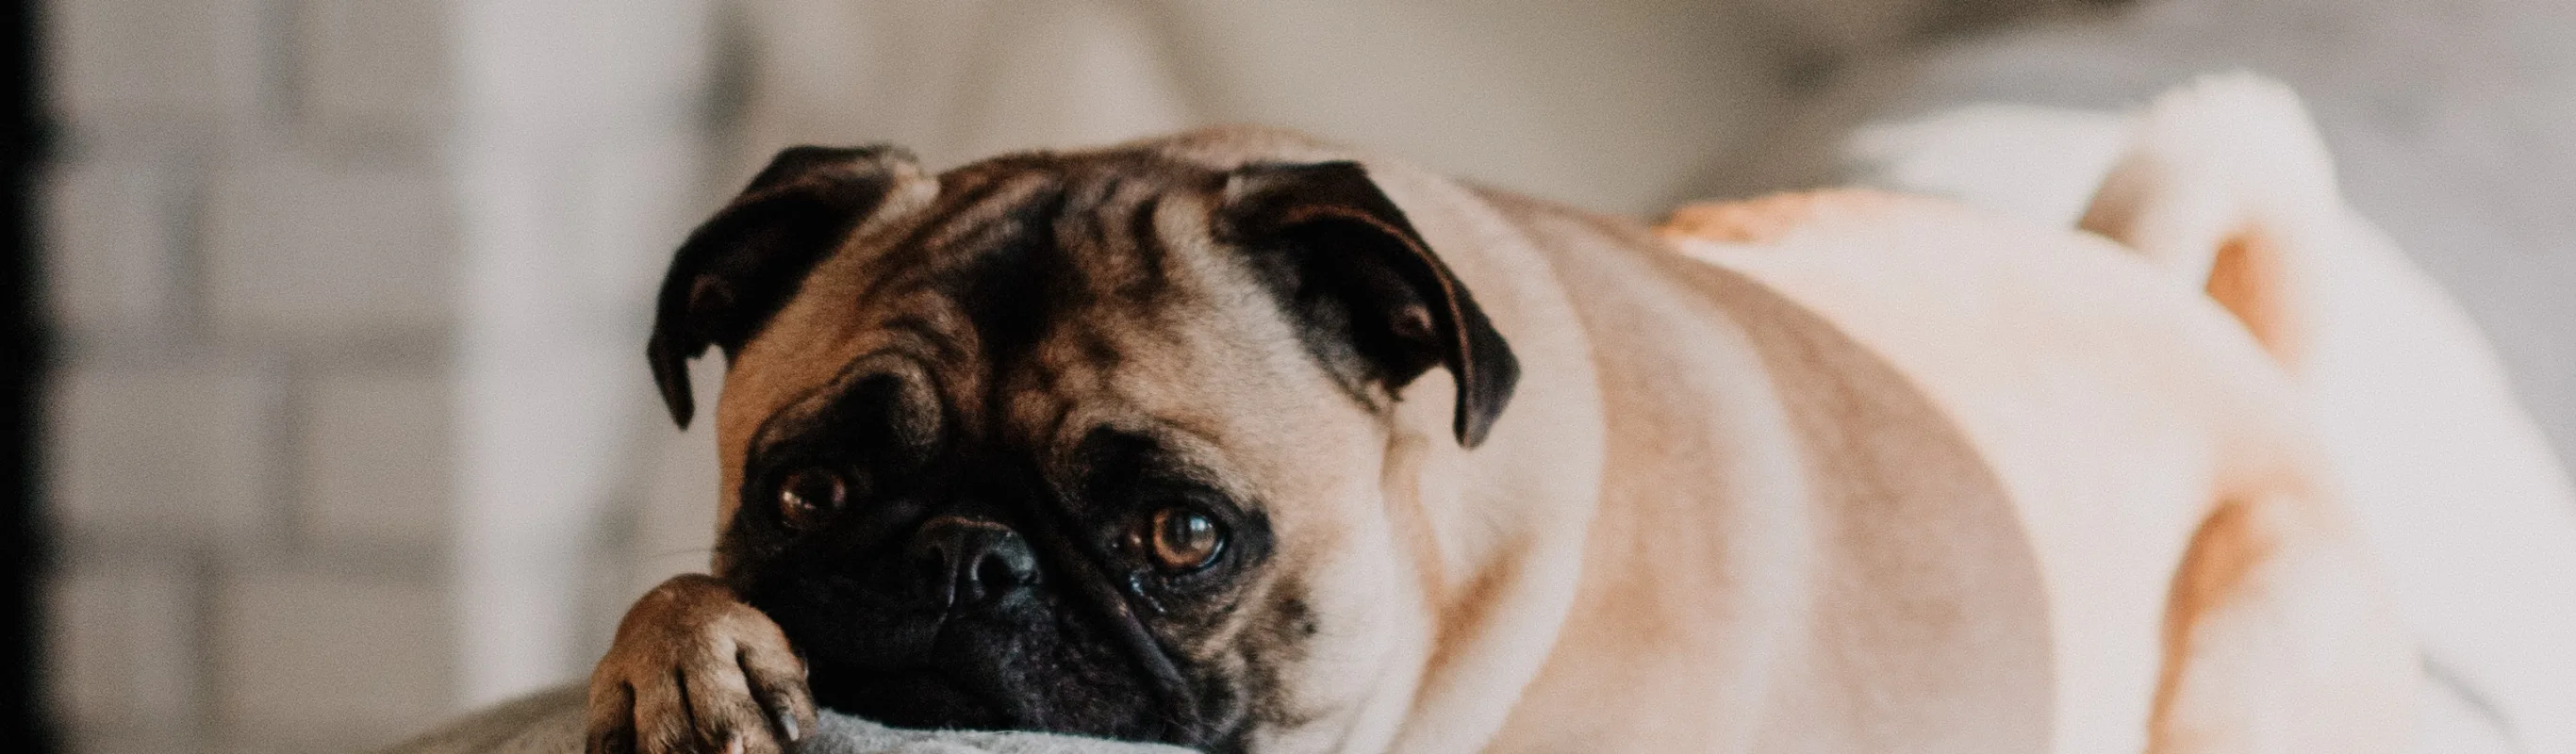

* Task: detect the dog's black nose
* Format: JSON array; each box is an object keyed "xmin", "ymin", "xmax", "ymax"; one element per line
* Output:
[{"xmin": 906, "ymin": 515, "xmax": 1040, "ymax": 608}]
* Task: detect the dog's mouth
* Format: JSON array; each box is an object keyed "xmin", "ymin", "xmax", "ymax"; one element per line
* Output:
[
  {"xmin": 752, "ymin": 572, "xmax": 1209, "ymax": 746},
  {"xmin": 721, "ymin": 447, "xmax": 1242, "ymax": 746},
  {"xmin": 793, "ymin": 609, "xmax": 1053, "ymax": 732},
  {"xmin": 808, "ymin": 664, "xmax": 1016, "ymax": 730}
]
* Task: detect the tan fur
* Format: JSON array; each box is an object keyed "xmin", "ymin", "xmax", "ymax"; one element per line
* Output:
[
  {"xmin": 587, "ymin": 574, "xmax": 815, "ymax": 754},
  {"xmin": 2074, "ymin": 77, "xmax": 2576, "ymax": 753},
  {"xmin": 595, "ymin": 87, "xmax": 2453, "ymax": 751},
  {"xmin": 2199, "ymin": 228, "xmax": 2302, "ymax": 366},
  {"xmin": 1170, "ymin": 117, "xmax": 2412, "ymax": 749},
  {"xmin": 1655, "ymin": 188, "xmax": 1919, "ymax": 245},
  {"xmin": 1650, "ymin": 188, "xmax": 2411, "ymax": 753},
  {"xmin": 2153, "ymin": 500, "xmax": 2271, "ymax": 738},
  {"xmin": 710, "ymin": 165, "xmax": 944, "ymax": 554}
]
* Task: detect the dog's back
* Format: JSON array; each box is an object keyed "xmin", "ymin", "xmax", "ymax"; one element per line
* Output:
[
  {"xmin": 1667, "ymin": 183, "xmax": 2412, "ymax": 752},
  {"xmin": 2081, "ymin": 75, "xmax": 2576, "ymax": 753},
  {"xmin": 1667, "ymin": 74, "xmax": 2576, "ymax": 753}
]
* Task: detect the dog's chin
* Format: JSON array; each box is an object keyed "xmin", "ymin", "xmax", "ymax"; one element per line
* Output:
[
  {"xmin": 807, "ymin": 657, "xmax": 1183, "ymax": 743},
  {"xmin": 791, "ymin": 617, "xmax": 1176, "ymax": 743},
  {"xmin": 744, "ymin": 571, "xmax": 1197, "ymax": 744},
  {"xmin": 810, "ymin": 666, "xmax": 1014, "ymax": 731}
]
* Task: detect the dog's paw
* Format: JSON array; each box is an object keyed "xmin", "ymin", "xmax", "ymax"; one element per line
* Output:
[{"xmin": 586, "ymin": 574, "xmax": 816, "ymax": 754}]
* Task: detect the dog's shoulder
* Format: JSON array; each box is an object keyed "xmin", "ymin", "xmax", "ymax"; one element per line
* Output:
[{"xmin": 1658, "ymin": 188, "xmax": 1943, "ymax": 246}]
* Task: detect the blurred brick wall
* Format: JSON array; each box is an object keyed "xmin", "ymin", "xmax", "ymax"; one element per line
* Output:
[
  {"xmin": 37, "ymin": 1, "xmax": 462, "ymax": 751},
  {"xmin": 35, "ymin": 0, "xmax": 730, "ymax": 747}
]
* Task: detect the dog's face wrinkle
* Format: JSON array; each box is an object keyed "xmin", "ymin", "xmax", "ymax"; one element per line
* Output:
[
  {"xmin": 951, "ymin": 184, "xmax": 1074, "ymax": 369},
  {"xmin": 728, "ymin": 407, "xmax": 1269, "ymax": 743},
  {"xmin": 1009, "ymin": 480, "xmax": 1204, "ymax": 740},
  {"xmin": 929, "ymin": 175, "xmax": 1218, "ymax": 735},
  {"xmin": 1050, "ymin": 425, "xmax": 1289, "ymax": 743},
  {"xmin": 728, "ymin": 431, "xmax": 1177, "ymax": 737},
  {"xmin": 716, "ymin": 154, "xmax": 1347, "ymax": 747}
]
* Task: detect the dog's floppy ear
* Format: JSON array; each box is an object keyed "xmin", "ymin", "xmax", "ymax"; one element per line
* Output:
[
  {"xmin": 1220, "ymin": 161, "xmax": 1519, "ymax": 447},
  {"xmin": 648, "ymin": 145, "xmax": 926, "ymax": 428}
]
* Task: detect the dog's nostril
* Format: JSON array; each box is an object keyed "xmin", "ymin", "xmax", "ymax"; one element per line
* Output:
[
  {"xmin": 977, "ymin": 537, "xmax": 1038, "ymax": 586},
  {"xmin": 907, "ymin": 515, "xmax": 1039, "ymax": 609}
]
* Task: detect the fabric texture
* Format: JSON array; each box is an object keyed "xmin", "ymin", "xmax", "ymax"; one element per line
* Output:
[{"xmin": 377, "ymin": 684, "xmax": 1186, "ymax": 754}]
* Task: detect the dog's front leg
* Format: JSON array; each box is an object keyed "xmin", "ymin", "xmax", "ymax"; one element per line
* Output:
[{"xmin": 586, "ymin": 574, "xmax": 817, "ymax": 754}]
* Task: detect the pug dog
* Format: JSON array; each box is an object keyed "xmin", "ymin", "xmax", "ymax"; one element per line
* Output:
[{"xmin": 579, "ymin": 76, "xmax": 2562, "ymax": 754}]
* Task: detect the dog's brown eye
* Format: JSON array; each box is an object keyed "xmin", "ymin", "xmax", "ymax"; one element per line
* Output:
[
  {"xmin": 1142, "ymin": 507, "xmax": 1226, "ymax": 572},
  {"xmin": 778, "ymin": 467, "xmax": 846, "ymax": 527}
]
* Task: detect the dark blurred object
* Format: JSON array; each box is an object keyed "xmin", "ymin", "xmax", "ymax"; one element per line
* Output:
[{"xmin": 5, "ymin": 0, "xmax": 52, "ymax": 750}]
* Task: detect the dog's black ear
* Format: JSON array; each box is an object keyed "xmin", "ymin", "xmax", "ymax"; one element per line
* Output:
[
  {"xmin": 1220, "ymin": 161, "xmax": 1519, "ymax": 447},
  {"xmin": 648, "ymin": 145, "xmax": 924, "ymax": 428}
]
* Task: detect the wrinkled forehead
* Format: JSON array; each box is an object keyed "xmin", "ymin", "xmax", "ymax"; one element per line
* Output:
[
  {"xmin": 880, "ymin": 156, "xmax": 1223, "ymax": 321},
  {"xmin": 711, "ymin": 152, "xmax": 1263, "ymax": 486}
]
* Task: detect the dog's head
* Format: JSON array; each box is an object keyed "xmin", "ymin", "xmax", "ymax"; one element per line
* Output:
[{"xmin": 648, "ymin": 140, "xmax": 1518, "ymax": 749}]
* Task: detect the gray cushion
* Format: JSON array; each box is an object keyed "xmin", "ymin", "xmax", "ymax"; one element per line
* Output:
[{"xmin": 377, "ymin": 685, "xmax": 1188, "ymax": 754}]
